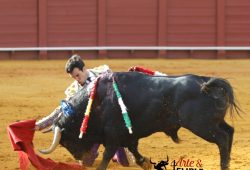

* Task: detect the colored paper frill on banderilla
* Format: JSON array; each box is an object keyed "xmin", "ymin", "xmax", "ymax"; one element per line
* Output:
[{"xmin": 7, "ymin": 119, "xmax": 85, "ymax": 170}]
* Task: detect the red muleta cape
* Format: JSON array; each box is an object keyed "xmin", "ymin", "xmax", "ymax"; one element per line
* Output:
[{"xmin": 7, "ymin": 119, "xmax": 85, "ymax": 170}]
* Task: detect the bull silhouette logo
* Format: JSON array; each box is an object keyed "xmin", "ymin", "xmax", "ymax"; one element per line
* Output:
[{"xmin": 150, "ymin": 156, "xmax": 169, "ymax": 170}]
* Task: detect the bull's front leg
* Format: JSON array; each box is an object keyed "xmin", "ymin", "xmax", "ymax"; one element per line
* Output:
[
  {"xmin": 128, "ymin": 140, "xmax": 152, "ymax": 170},
  {"xmin": 96, "ymin": 145, "xmax": 117, "ymax": 170}
]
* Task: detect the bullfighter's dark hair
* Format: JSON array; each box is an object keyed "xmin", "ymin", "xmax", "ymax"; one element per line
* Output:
[{"xmin": 65, "ymin": 54, "xmax": 85, "ymax": 73}]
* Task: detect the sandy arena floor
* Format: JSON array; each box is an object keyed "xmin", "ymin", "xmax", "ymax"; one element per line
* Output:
[{"xmin": 0, "ymin": 59, "xmax": 249, "ymax": 170}]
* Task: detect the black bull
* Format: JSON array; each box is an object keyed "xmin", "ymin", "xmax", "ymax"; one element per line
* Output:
[{"xmin": 41, "ymin": 72, "xmax": 240, "ymax": 170}]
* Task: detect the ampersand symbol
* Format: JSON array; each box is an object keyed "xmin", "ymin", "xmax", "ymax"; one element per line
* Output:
[{"xmin": 196, "ymin": 159, "xmax": 202, "ymax": 167}]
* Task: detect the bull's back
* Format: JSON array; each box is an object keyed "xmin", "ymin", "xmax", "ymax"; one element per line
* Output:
[{"xmin": 98, "ymin": 72, "xmax": 208, "ymax": 137}]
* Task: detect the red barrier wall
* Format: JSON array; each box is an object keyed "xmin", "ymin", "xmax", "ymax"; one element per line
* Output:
[{"xmin": 0, "ymin": 0, "xmax": 250, "ymax": 59}]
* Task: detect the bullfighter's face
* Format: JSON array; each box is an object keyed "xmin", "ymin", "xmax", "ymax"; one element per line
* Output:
[{"xmin": 69, "ymin": 67, "xmax": 88, "ymax": 86}]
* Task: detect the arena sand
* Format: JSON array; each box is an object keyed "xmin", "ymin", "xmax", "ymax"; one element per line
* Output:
[{"xmin": 0, "ymin": 59, "xmax": 249, "ymax": 170}]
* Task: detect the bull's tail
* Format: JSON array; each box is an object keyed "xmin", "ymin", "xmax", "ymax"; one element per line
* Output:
[{"xmin": 201, "ymin": 77, "xmax": 242, "ymax": 118}]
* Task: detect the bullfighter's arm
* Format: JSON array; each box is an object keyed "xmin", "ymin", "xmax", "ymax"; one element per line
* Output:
[
  {"xmin": 35, "ymin": 106, "xmax": 62, "ymax": 131},
  {"xmin": 35, "ymin": 65, "xmax": 111, "ymax": 131},
  {"xmin": 89, "ymin": 65, "xmax": 112, "ymax": 75},
  {"xmin": 128, "ymin": 66, "xmax": 167, "ymax": 76},
  {"xmin": 35, "ymin": 81, "xmax": 80, "ymax": 131}
]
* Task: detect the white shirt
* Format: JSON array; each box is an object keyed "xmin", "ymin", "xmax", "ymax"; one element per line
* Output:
[{"xmin": 64, "ymin": 65, "xmax": 111, "ymax": 100}]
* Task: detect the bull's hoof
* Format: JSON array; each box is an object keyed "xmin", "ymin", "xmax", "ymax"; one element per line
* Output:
[
  {"xmin": 81, "ymin": 151, "xmax": 99, "ymax": 166},
  {"xmin": 221, "ymin": 162, "xmax": 229, "ymax": 170},
  {"xmin": 141, "ymin": 157, "xmax": 152, "ymax": 170},
  {"xmin": 221, "ymin": 165, "xmax": 229, "ymax": 170}
]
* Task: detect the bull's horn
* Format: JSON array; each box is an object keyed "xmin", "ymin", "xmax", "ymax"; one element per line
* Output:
[
  {"xmin": 39, "ymin": 126, "xmax": 61, "ymax": 154},
  {"xmin": 41, "ymin": 126, "xmax": 53, "ymax": 133}
]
